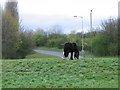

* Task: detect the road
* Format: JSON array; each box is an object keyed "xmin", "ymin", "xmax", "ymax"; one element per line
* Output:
[{"xmin": 34, "ymin": 49, "xmax": 84, "ymax": 59}]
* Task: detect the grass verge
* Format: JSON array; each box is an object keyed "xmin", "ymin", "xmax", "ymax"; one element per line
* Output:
[
  {"xmin": 26, "ymin": 52, "xmax": 59, "ymax": 59},
  {"xmin": 36, "ymin": 47, "xmax": 63, "ymax": 52}
]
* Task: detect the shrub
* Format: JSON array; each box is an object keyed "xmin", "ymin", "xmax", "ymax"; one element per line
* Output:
[
  {"xmin": 108, "ymin": 43, "xmax": 118, "ymax": 56},
  {"xmin": 16, "ymin": 31, "xmax": 35, "ymax": 58},
  {"xmin": 92, "ymin": 34, "xmax": 109, "ymax": 56}
]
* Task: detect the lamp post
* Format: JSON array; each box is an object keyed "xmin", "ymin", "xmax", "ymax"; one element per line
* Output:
[
  {"xmin": 74, "ymin": 16, "xmax": 84, "ymax": 57},
  {"xmin": 90, "ymin": 10, "xmax": 93, "ymax": 57},
  {"xmin": 90, "ymin": 10, "xmax": 92, "ymax": 57}
]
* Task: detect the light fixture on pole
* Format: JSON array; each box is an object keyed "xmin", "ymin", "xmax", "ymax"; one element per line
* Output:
[{"xmin": 74, "ymin": 16, "xmax": 84, "ymax": 57}]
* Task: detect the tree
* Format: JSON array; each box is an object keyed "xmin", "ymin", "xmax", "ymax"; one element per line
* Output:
[
  {"xmin": 47, "ymin": 25, "xmax": 63, "ymax": 35},
  {"xmin": 92, "ymin": 33, "xmax": 109, "ymax": 56},
  {"xmin": 2, "ymin": 9, "xmax": 19, "ymax": 59},
  {"xmin": 33, "ymin": 33, "xmax": 47, "ymax": 46},
  {"xmin": 0, "ymin": 6, "xmax": 2, "ymax": 59},
  {"xmin": 2, "ymin": 0, "xmax": 19, "ymax": 59},
  {"xmin": 46, "ymin": 34, "xmax": 67, "ymax": 49},
  {"xmin": 118, "ymin": 18, "xmax": 120, "ymax": 56},
  {"xmin": 67, "ymin": 30, "xmax": 77, "ymax": 43},
  {"xmin": 5, "ymin": 0, "xmax": 19, "ymax": 20},
  {"xmin": 102, "ymin": 19, "xmax": 118, "ymax": 56},
  {"xmin": 101, "ymin": 19, "xmax": 118, "ymax": 43},
  {"xmin": 16, "ymin": 31, "xmax": 35, "ymax": 58},
  {"xmin": 35, "ymin": 29, "xmax": 47, "ymax": 36},
  {"xmin": 92, "ymin": 18, "xmax": 118, "ymax": 56}
]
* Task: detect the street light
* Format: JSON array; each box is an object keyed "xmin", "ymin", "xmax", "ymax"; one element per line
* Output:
[{"xmin": 74, "ymin": 16, "xmax": 84, "ymax": 57}]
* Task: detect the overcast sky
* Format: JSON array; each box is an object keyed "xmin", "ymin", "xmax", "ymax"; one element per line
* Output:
[{"xmin": 2, "ymin": 0, "xmax": 119, "ymax": 33}]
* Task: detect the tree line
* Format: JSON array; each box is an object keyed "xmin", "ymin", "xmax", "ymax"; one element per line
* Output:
[{"xmin": 2, "ymin": 0, "xmax": 118, "ymax": 59}]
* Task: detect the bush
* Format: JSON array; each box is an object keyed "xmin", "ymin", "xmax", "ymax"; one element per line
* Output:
[
  {"xmin": 92, "ymin": 34, "xmax": 109, "ymax": 56},
  {"xmin": 16, "ymin": 31, "xmax": 35, "ymax": 58},
  {"xmin": 33, "ymin": 33, "xmax": 47, "ymax": 46},
  {"xmin": 108, "ymin": 43, "xmax": 118, "ymax": 56},
  {"xmin": 92, "ymin": 18, "xmax": 118, "ymax": 56},
  {"xmin": 46, "ymin": 34, "xmax": 67, "ymax": 49}
]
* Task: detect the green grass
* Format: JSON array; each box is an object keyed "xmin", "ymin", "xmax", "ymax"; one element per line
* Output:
[
  {"xmin": 2, "ymin": 56, "xmax": 118, "ymax": 88},
  {"xmin": 26, "ymin": 53, "xmax": 59, "ymax": 59},
  {"xmin": 36, "ymin": 46, "xmax": 63, "ymax": 52}
]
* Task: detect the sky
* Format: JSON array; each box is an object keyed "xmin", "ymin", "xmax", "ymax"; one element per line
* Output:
[{"xmin": 1, "ymin": 0, "xmax": 119, "ymax": 34}]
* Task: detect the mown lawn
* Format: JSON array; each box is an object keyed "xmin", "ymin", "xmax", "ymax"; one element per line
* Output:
[{"xmin": 2, "ymin": 53, "xmax": 118, "ymax": 88}]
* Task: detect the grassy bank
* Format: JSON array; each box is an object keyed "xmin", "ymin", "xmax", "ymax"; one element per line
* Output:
[{"xmin": 2, "ymin": 54, "xmax": 118, "ymax": 88}]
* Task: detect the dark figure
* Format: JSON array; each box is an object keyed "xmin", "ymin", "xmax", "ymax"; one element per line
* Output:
[{"xmin": 63, "ymin": 42, "xmax": 79, "ymax": 60}]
